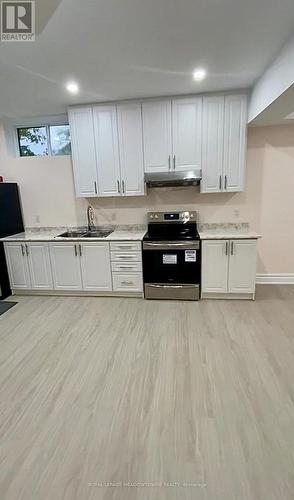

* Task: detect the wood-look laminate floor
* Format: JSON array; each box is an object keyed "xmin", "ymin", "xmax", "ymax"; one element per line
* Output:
[{"xmin": 1, "ymin": 286, "xmax": 294, "ymax": 500}]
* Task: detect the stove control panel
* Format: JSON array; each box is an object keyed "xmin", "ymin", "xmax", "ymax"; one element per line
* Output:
[{"xmin": 148, "ymin": 211, "xmax": 196, "ymax": 223}]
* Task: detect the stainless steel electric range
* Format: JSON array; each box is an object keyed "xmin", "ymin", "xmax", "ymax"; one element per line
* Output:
[{"xmin": 142, "ymin": 211, "xmax": 201, "ymax": 301}]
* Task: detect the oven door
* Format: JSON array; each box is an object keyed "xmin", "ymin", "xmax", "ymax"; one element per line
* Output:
[{"xmin": 142, "ymin": 241, "xmax": 201, "ymax": 300}]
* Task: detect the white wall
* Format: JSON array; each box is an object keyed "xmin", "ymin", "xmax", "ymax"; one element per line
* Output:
[{"xmin": 1, "ymin": 124, "xmax": 294, "ymax": 274}]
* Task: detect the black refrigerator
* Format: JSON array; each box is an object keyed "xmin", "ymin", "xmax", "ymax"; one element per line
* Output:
[{"xmin": 0, "ymin": 183, "xmax": 24, "ymax": 299}]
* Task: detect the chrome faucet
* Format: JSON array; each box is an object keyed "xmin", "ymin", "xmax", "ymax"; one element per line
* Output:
[{"xmin": 87, "ymin": 205, "xmax": 96, "ymax": 231}]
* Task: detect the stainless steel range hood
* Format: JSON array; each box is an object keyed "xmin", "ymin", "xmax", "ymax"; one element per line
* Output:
[{"xmin": 145, "ymin": 169, "xmax": 202, "ymax": 188}]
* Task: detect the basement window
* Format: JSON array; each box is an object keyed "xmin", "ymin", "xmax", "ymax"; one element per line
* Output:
[{"xmin": 17, "ymin": 124, "xmax": 71, "ymax": 157}]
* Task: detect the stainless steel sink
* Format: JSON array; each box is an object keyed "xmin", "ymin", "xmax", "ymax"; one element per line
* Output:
[
  {"xmin": 84, "ymin": 229, "xmax": 113, "ymax": 238},
  {"xmin": 56, "ymin": 229, "xmax": 113, "ymax": 238},
  {"xmin": 57, "ymin": 230, "xmax": 89, "ymax": 238}
]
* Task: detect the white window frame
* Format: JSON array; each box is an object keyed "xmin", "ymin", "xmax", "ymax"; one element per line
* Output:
[{"xmin": 4, "ymin": 115, "xmax": 70, "ymax": 157}]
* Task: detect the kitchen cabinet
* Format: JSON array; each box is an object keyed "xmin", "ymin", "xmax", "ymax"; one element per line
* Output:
[
  {"xmin": 223, "ymin": 94, "xmax": 247, "ymax": 192},
  {"xmin": 93, "ymin": 105, "xmax": 121, "ymax": 197},
  {"xmin": 201, "ymin": 239, "xmax": 257, "ymax": 298},
  {"xmin": 201, "ymin": 95, "xmax": 224, "ymax": 193},
  {"xmin": 228, "ymin": 239, "xmax": 257, "ymax": 293},
  {"xmin": 142, "ymin": 100, "xmax": 172, "ymax": 173},
  {"xmin": 172, "ymin": 97, "xmax": 202, "ymax": 171},
  {"xmin": 4, "ymin": 242, "xmax": 52, "ymax": 290},
  {"xmin": 142, "ymin": 97, "xmax": 202, "ymax": 173},
  {"xmin": 49, "ymin": 243, "xmax": 82, "ymax": 290},
  {"xmin": 117, "ymin": 103, "xmax": 145, "ymax": 196},
  {"xmin": 50, "ymin": 242, "xmax": 112, "ymax": 292},
  {"xmin": 68, "ymin": 107, "xmax": 98, "ymax": 197},
  {"xmin": 4, "ymin": 243, "xmax": 31, "ymax": 289},
  {"xmin": 79, "ymin": 242, "xmax": 112, "ymax": 291},
  {"xmin": 201, "ymin": 94, "xmax": 247, "ymax": 193},
  {"xmin": 27, "ymin": 243, "xmax": 53, "ymax": 289},
  {"xmin": 201, "ymin": 240, "xmax": 229, "ymax": 293}
]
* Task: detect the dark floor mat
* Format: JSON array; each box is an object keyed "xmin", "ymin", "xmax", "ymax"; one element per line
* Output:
[{"xmin": 0, "ymin": 301, "xmax": 17, "ymax": 316}]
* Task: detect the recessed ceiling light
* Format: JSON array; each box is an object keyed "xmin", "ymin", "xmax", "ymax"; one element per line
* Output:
[
  {"xmin": 66, "ymin": 81, "xmax": 79, "ymax": 94},
  {"xmin": 193, "ymin": 68, "xmax": 207, "ymax": 82}
]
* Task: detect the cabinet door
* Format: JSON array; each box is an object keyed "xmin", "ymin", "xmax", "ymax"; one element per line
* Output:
[
  {"xmin": 93, "ymin": 105, "xmax": 121, "ymax": 197},
  {"xmin": 117, "ymin": 103, "xmax": 145, "ymax": 197},
  {"xmin": 172, "ymin": 97, "xmax": 202, "ymax": 171},
  {"xmin": 228, "ymin": 240, "xmax": 257, "ymax": 293},
  {"xmin": 49, "ymin": 243, "xmax": 82, "ymax": 290},
  {"xmin": 223, "ymin": 95, "xmax": 247, "ymax": 192},
  {"xmin": 68, "ymin": 107, "xmax": 98, "ymax": 197},
  {"xmin": 201, "ymin": 95, "xmax": 224, "ymax": 193},
  {"xmin": 142, "ymin": 100, "xmax": 172, "ymax": 172},
  {"xmin": 201, "ymin": 240, "xmax": 229, "ymax": 293},
  {"xmin": 27, "ymin": 243, "xmax": 53, "ymax": 289},
  {"xmin": 4, "ymin": 243, "xmax": 31, "ymax": 289},
  {"xmin": 79, "ymin": 242, "xmax": 112, "ymax": 291}
]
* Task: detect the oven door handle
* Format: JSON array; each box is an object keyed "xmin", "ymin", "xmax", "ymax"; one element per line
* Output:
[
  {"xmin": 143, "ymin": 241, "xmax": 200, "ymax": 250},
  {"xmin": 147, "ymin": 284, "xmax": 190, "ymax": 289}
]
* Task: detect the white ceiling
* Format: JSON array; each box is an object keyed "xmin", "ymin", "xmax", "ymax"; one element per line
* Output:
[
  {"xmin": 1, "ymin": 0, "xmax": 294, "ymax": 118},
  {"xmin": 251, "ymin": 85, "xmax": 294, "ymax": 126}
]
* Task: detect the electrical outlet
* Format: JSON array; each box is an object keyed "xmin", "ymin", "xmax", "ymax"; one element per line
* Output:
[
  {"xmin": 35, "ymin": 215, "xmax": 40, "ymax": 224},
  {"xmin": 233, "ymin": 209, "xmax": 240, "ymax": 218}
]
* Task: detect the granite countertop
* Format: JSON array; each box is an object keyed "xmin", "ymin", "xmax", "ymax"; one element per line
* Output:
[
  {"xmin": 198, "ymin": 223, "xmax": 261, "ymax": 240},
  {"xmin": 1, "ymin": 226, "xmax": 147, "ymax": 242}
]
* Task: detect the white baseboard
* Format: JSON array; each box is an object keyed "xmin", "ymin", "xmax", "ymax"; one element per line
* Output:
[{"xmin": 256, "ymin": 274, "xmax": 294, "ymax": 284}]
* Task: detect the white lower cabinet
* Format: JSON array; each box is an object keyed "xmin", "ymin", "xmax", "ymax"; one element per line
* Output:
[
  {"xmin": 228, "ymin": 240, "xmax": 257, "ymax": 293},
  {"xmin": 5, "ymin": 239, "xmax": 143, "ymax": 296},
  {"xmin": 27, "ymin": 243, "xmax": 53, "ymax": 289},
  {"xmin": 201, "ymin": 239, "xmax": 257, "ymax": 298},
  {"xmin": 50, "ymin": 243, "xmax": 82, "ymax": 291},
  {"xmin": 201, "ymin": 240, "xmax": 229, "ymax": 293},
  {"xmin": 79, "ymin": 242, "xmax": 112, "ymax": 291},
  {"xmin": 4, "ymin": 243, "xmax": 31, "ymax": 289}
]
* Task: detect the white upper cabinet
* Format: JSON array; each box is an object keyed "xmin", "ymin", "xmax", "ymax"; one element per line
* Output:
[
  {"xmin": 117, "ymin": 103, "xmax": 145, "ymax": 196},
  {"xmin": 201, "ymin": 93, "xmax": 247, "ymax": 193},
  {"xmin": 142, "ymin": 100, "xmax": 172, "ymax": 172},
  {"xmin": 79, "ymin": 242, "xmax": 112, "ymax": 291},
  {"xmin": 223, "ymin": 94, "xmax": 247, "ymax": 192},
  {"xmin": 27, "ymin": 243, "xmax": 53, "ymax": 289},
  {"xmin": 69, "ymin": 92, "xmax": 247, "ymax": 197},
  {"xmin": 172, "ymin": 97, "xmax": 202, "ymax": 171},
  {"xmin": 93, "ymin": 105, "xmax": 121, "ymax": 197},
  {"xmin": 201, "ymin": 95, "xmax": 224, "ymax": 193},
  {"xmin": 228, "ymin": 239, "xmax": 257, "ymax": 293},
  {"xmin": 68, "ymin": 107, "xmax": 98, "ymax": 197}
]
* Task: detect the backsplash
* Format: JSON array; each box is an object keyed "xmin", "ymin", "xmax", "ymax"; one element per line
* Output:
[{"xmin": 78, "ymin": 186, "xmax": 255, "ymax": 228}]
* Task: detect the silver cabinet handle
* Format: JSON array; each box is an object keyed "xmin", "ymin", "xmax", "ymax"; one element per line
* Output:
[
  {"xmin": 231, "ymin": 241, "xmax": 234, "ymax": 256},
  {"xmin": 121, "ymin": 281, "xmax": 134, "ymax": 286},
  {"xmin": 225, "ymin": 242, "xmax": 228, "ymax": 256},
  {"xmin": 21, "ymin": 244, "xmax": 25, "ymax": 257},
  {"xmin": 224, "ymin": 175, "xmax": 227, "ymax": 190},
  {"xmin": 74, "ymin": 244, "xmax": 77, "ymax": 257},
  {"xmin": 173, "ymin": 155, "xmax": 176, "ymax": 170},
  {"xmin": 25, "ymin": 244, "xmax": 29, "ymax": 256},
  {"xmin": 79, "ymin": 244, "xmax": 82, "ymax": 257},
  {"xmin": 168, "ymin": 155, "xmax": 171, "ymax": 170},
  {"xmin": 117, "ymin": 180, "xmax": 120, "ymax": 193},
  {"xmin": 94, "ymin": 181, "xmax": 97, "ymax": 195},
  {"xmin": 118, "ymin": 266, "xmax": 133, "ymax": 270},
  {"xmin": 122, "ymin": 180, "xmax": 125, "ymax": 194},
  {"xmin": 118, "ymin": 255, "xmax": 132, "ymax": 259},
  {"xmin": 219, "ymin": 175, "xmax": 222, "ymax": 190}
]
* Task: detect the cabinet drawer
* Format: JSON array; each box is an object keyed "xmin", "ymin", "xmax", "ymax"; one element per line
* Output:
[
  {"xmin": 112, "ymin": 272, "xmax": 143, "ymax": 292},
  {"xmin": 111, "ymin": 261, "xmax": 142, "ymax": 273},
  {"xmin": 110, "ymin": 241, "xmax": 141, "ymax": 252},
  {"xmin": 111, "ymin": 251, "xmax": 142, "ymax": 262}
]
